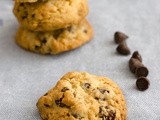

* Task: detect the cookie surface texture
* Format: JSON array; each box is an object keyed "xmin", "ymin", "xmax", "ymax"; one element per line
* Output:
[
  {"xmin": 16, "ymin": 19, "xmax": 93, "ymax": 54},
  {"xmin": 13, "ymin": 0, "xmax": 89, "ymax": 31},
  {"xmin": 37, "ymin": 72, "xmax": 127, "ymax": 120}
]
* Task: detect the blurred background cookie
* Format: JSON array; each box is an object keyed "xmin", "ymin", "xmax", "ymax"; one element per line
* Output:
[
  {"xmin": 13, "ymin": 0, "xmax": 89, "ymax": 31},
  {"xmin": 16, "ymin": 19, "xmax": 93, "ymax": 54}
]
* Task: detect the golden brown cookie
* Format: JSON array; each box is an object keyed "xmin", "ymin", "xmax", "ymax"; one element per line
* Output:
[
  {"xmin": 16, "ymin": 19, "xmax": 93, "ymax": 55},
  {"xmin": 37, "ymin": 72, "xmax": 127, "ymax": 120},
  {"xmin": 13, "ymin": 0, "xmax": 89, "ymax": 31}
]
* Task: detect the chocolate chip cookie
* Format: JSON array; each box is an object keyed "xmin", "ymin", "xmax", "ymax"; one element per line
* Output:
[
  {"xmin": 16, "ymin": 19, "xmax": 93, "ymax": 54},
  {"xmin": 13, "ymin": 0, "xmax": 88, "ymax": 31},
  {"xmin": 37, "ymin": 72, "xmax": 127, "ymax": 120}
]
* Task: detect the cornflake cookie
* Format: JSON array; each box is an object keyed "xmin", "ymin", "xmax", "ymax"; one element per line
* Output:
[
  {"xmin": 16, "ymin": 19, "xmax": 93, "ymax": 54},
  {"xmin": 37, "ymin": 72, "xmax": 127, "ymax": 120},
  {"xmin": 13, "ymin": 0, "xmax": 88, "ymax": 31}
]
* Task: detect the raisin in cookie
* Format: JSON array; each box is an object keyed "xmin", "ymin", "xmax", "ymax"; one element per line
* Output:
[
  {"xmin": 16, "ymin": 19, "xmax": 93, "ymax": 55},
  {"xmin": 13, "ymin": 0, "xmax": 88, "ymax": 31},
  {"xmin": 37, "ymin": 72, "xmax": 127, "ymax": 120}
]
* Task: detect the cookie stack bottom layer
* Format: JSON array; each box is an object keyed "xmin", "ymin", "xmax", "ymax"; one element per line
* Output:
[
  {"xmin": 37, "ymin": 72, "xmax": 127, "ymax": 120},
  {"xmin": 16, "ymin": 19, "xmax": 93, "ymax": 55}
]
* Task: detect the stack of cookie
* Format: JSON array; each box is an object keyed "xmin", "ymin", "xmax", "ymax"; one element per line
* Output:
[{"xmin": 13, "ymin": 0, "xmax": 93, "ymax": 54}]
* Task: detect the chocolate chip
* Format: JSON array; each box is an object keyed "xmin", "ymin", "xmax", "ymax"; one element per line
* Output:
[
  {"xmin": 44, "ymin": 103, "xmax": 50, "ymax": 107},
  {"xmin": 55, "ymin": 97, "xmax": 70, "ymax": 108},
  {"xmin": 53, "ymin": 29, "xmax": 64, "ymax": 39},
  {"xmin": 35, "ymin": 45, "xmax": 41, "ymax": 50},
  {"xmin": 129, "ymin": 58, "xmax": 139, "ymax": 73},
  {"xmin": 95, "ymin": 97, "xmax": 100, "ymax": 100},
  {"xmin": 55, "ymin": 99, "xmax": 61, "ymax": 106},
  {"xmin": 129, "ymin": 58, "xmax": 149, "ymax": 77},
  {"xmin": 132, "ymin": 51, "xmax": 142, "ymax": 62},
  {"xmin": 32, "ymin": 14, "xmax": 35, "ymax": 18},
  {"xmin": 116, "ymin": 42, "xmax": 131, "ymax": 55},
  {"xmin": 84, "ymin": 83, "xmax": 91, "ymax": 89},
  {"xmin": 19, "ymin": 3, "xmax": 24, "ymax": 6},
  {"xmin": 72, "ymin": 113, "xmax": 83, "ymax": 119},
  {"xmin": 61, "ymin": 87, "xmax": 69, "ymax": 92},
  {"xmin": 136, "ymin": 77, "xmax": 150, "ymax": 91},
  {"xmin": 99, "ymin": 89, "xmax": 106, "ymax": 94},
  {"xmin": 99, "ymin": 106, "xmax": 103, "ymax": 113},
  {"xmin": 55, "ymin": 99, "xmax": 70, "ymax": 108},
  {"xmin": 114, "ymin": 31, "xmax": 128, "ymax": 44},
  {"xmin": 135, "ymin": 65, "xmax": 149, "ymax": 77},
  {"xmin": 108, "ymin": 110, "xmax": 116, "ymax": 120},
  {"xmin": 67, "ymin": 113, "xmax": 70, "ymax": 117},
  {"xmin": 41, "ymin": 38, "xmax": 47, "ymax": 44},
  {"xmin": 22, "ymin": 15, "xmax": 27, "ymax": 19}
]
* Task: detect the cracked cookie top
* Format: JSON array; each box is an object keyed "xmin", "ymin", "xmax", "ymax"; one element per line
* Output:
[{"xmin": 37, "ymin": 72, "xmax": 127, "ymax": 120}]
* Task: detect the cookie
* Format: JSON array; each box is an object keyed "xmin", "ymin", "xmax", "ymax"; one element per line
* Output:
[
  {"xmin": 16, "ymin": 19, "xmax": 93, "ymax": 55},
  {"xmin": 37, "ymin": 72, "xmax": 127, "ymax": 120},
  {"xmin": 13, "ymin": 0, "xmax": 89, "ymax": 31}
]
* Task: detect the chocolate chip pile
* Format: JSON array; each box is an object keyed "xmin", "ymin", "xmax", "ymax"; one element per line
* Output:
[
  {"xmin": 115, "ymin": 31, "xmax": 130, "ymax": 55},
  {"xmin": 114, "ymin": 31, "xmax": 150, "ymax": 91}
]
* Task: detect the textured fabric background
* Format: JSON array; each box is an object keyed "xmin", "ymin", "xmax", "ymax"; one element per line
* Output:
[{"xmin": 0, "ymin": 0, "xmax": 160, "ymax": 120}]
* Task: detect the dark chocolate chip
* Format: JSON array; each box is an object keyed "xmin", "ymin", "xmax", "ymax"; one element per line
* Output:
[
  {"xmin": 129, "ymin": 58, "xmax": 149, "ymax": 77},
  {"xmin": 135, "ymin": 66, "xmax": 149, "ymax": 77},
  {"xmin": 105, "ymin": 106, "xmax": 109, "ymax": 109},
  {"xmin": 116, "ymin": 42, "xmax": 131, "ymax": 55},
  {"xmin": 41, "ymin": 38, "xmax": 47, "ymax": 44},
  {"xmin": 55, "ymin": 97, "xmax": 70, "ymax": 108},
  {"xmin": 84, "ymin": 83, "xmax": 91, "ymax": 89},
  {"xmin": 99, "ymin": 89, "xmax": 106, "ymax": 94},
  {"xmin": 72, "ymin": 113, "xmax": 83, "ymax": 119},
  {"xmin": 22, "ymin": 16, "xmax": 27, "ymax": 19},
  {"xmin": 32, "ymin": 14, "xmax": 35, "ymax": 18},
  {"xmin": 35, "ymin": 45, "xmax": 41, "ymax": 50},
  {"xmin": 136, "ymin": 77, "xmax": 150, "ymax": 91},
  {"xmin": 129, "ymin": 58, "xmax": 138, "ymax": 73},
  {"xmin": 114, "ymin": 31, "xmax": 128, "ymax": 44},
  {"xmin": 55, "ymin": 99, "xmax": 61, "ymax": 106},
  {"xmin": 53, "ymin": 29, "xmax": 64, "ymax": 39},
  {"xmin": 61, "ymin": 87, "xmax": 69, "ymax": 92},
  {"xmin": 99, "ymin": 106, "xmax": 103, "ymax": 113},
  {"xmin": 44, "ymin": 103, "xmax": 50, "ymax": 107},
  {"xmin": 67, "ymin": 113, "xmax": 70, "ymax": 117},
  {"xmin": 108, "ymin": 110, "xmax": 116, "ymax": 120},
  {"xmin": 95, "ymin": 97, "xmax": 99, "ymax": 100},
  {"xmin": 132, "ymin": 51, "xmax": 142, "ymax": 62},
  {"xmin": 19, "ymin": 3, "xmax": 24, "ymax": 6}
]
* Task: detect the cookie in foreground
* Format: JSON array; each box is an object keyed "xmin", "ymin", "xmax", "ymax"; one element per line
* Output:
[
  {"xmin": 13, "ymin": 0, "xmax": 88, "ymax": 31},
  {"xmin": 37, "ymin": 72, "xmax": 127, "ymax": 120},
  {"xmin": 16, "ymin": 19, "xmax": 93, "ymax": 55}
]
